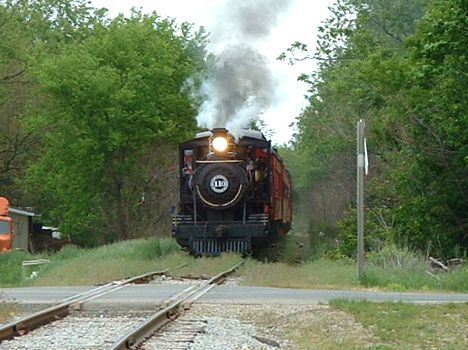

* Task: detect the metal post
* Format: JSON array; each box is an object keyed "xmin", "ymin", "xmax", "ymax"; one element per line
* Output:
[{"xmin": 357, "ymin": 120, "xmax": 365, "ymax": 281}]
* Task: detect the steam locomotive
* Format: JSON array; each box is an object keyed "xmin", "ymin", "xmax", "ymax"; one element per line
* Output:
[{"xmin": 172, "ymin": 128, "xmax": 292, "ymax": 255}]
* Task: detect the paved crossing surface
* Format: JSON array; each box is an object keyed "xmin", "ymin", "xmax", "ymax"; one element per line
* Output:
[{"xmin": 1, "ymin": 285, "xmax": 467, "ymax": 311}]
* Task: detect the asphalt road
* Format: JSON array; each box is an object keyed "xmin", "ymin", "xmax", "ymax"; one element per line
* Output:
[{"xmin": 1, "ymin": 284, "xmax": 468, "ymax": 311}]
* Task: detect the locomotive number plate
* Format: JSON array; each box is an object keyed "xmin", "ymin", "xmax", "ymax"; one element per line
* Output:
[{"xmin": 210, "ymin": 175, "xmax": 229, "ymax": 193}]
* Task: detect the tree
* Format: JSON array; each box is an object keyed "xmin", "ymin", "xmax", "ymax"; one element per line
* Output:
[
  {"xmin": 0, "ymin": 0, "xmax": 105, "ymax": 201},
  {"xmin": 278, "ymin": 0, "xmax": 436, "ymax": 253},
  {"xmin": 286, "ymin": 0, "xmax": 467, "ymax": 257},
  {"xmin": 26, "ymin": 11, "xmax": 208, "ymax": 245},
  {"xmin": 393, "ymin": 0, "xmax": 468, "ymax": 256},
  {"xmin": 0, "ymin": 3, "xmax": 32, "ymax": 198}
]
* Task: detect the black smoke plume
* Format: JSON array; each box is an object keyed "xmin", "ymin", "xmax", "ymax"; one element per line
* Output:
[{"xmin": 197, "ymin": 0, "xmax": 293, "ymax": 133}]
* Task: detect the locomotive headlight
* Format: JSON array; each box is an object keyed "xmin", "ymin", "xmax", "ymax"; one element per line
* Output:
[{"xmin": 212, "ymin": 136, "xmax": 228, "ymax": 152}]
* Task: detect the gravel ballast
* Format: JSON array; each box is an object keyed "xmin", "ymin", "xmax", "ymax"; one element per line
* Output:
[
  {"xmin": 0, "ymin": 303, "xmax": 374, "ymax": 349},
  {"xmin": 0, "ymin": 312, "xmax": 151, "ymax": 350}
]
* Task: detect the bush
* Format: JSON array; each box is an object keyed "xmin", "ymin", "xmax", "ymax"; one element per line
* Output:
[
  {"xmin": 133, "ymin": 238, "xmax": 179, "ymax": 260},
  {"xmin": 0, "ymin": 250, "xmax": 39, "ymax": 286},
  {"xmin": 361, "ymin": 245, "xmax": 468, "ymax": 292},
  {"xmin": 366, "ymin": 244, "xmax": 426, "ymax": 270},
  {"xmin": 52, "ymin": 245, "xmax": 83, "ymax": 260}
]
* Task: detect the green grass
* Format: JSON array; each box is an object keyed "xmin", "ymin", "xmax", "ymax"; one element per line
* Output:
[
  {"xmin": 0, "ymin": 238, "xmax": 246, "ymax": 287},
  {"xmin": 240, "ymin": 258, "xmax": 360, "ymax": 289},
  {"xmin": 1, "ymin": 238, "xmax": 467, "ymax": 292},
  {"xmin": 33, "ymin": 238, "xmax": 186, "ymax": 286},
  {"xmin": 331, "ymin": 300, "xmax": 468, "ymax": 349},
  {"xmin": 240, "ymin": 254, "xmax": 468, "ymax": 292},
  {"xmin": 362, "ymin": 265, "xmax": 468, "ymax": 292},
  {"xmin": 0, "ymin": 238, "xmax": 186, "ymax": 287},
  {"xmin": 0, "ymin": 250, "xmax": 43, "ymax": 287},
  {"xmin": 362, "ymin": 245, "xmax": 468, "ymax": 292},
  {"xmin": 281, "ymin": 233, "xmax": 312, "ymax": 264}
]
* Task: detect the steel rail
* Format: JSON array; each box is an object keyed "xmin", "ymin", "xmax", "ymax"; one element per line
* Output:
[
  {"xmin": 0, "ymin": 267, "xmax": 177, "ymax": 342},
  {"xmin": 110, "ymin": 259, "xmax": 244, "ymax": 350}
]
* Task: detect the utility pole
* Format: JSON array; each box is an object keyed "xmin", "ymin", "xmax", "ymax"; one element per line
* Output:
[{"xmin": 356, "ymin": 120, "xmax": 365, "ymax": 281}]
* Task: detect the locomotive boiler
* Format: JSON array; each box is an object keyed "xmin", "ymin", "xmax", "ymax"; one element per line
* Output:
[{"xmin": 173, "ymin": 128, "xmax": 292, "ymax": 254}]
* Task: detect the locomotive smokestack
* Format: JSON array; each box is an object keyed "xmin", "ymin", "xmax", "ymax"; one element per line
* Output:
[{"xmin": 211, "ymin": 128, "xmax": 228, "ymax": 137}]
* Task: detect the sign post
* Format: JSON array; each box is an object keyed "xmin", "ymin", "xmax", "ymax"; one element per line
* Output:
[{"xmin": 357, "ymin": 120, "xmax": 366, "ymax": 281}]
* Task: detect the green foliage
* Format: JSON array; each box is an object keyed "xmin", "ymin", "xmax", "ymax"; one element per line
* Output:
[
  {"xmin": 284, "ymin": 0, "xmax": 467, "ymax": 258},
  {"xmin": 0, "ymin": 250, "xmax": 42, "ymax": 286},
  {"xmin": 24, "ymin": 11, "xmax": 208, "ymax": 244},
  {"xmin": 46, "ymin": 238, "xmax": 179, "ymax": 262},
  {"xmin": 282, "ymin": 0, "xmax": 425, "ymax": 245},
  {"xmin": 280, "ymin": 234, "xmax": 312, "ymax": 264},
  {"xmin": 0, "ymin": 0, "xmax": 97, "ymax": 201},
  {"xmin": 389, "ymin": 0, "xmax": 468, "ymax": 257},
  {"xmin": 0, "ymin": 0, "xmax": 106, "ymax": 201},
  {"xmin": 0, "ymin": 1, "xmax": 208, "ymax": 245}
]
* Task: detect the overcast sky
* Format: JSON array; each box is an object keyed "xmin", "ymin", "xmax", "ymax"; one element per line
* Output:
[{"xmin": 90, "ymin": 0, "xmax": 334, "ymax": 144}]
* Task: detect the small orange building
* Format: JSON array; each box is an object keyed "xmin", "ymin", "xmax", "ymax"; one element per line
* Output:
[{"xmin": 0, "ymin": 197, "xmax": 36, "ymax": 252}]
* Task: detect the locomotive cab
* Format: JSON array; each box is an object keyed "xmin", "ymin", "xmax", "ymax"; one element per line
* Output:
[{"xmin": 173, "ymin": 128, "xmax": 292, "ymax": 255}]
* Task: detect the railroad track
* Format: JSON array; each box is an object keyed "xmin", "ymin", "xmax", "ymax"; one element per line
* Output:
[
  {"xmin": 0, "ymin": 260, "xmax": 244, "ymax": 349},
  {"xmin": 0, "ymin": 267, "xmax": 175, "ymax": 342},
  {"xmin": 110, "ymin": 260, "xmax": 244, "ymax": 350}
]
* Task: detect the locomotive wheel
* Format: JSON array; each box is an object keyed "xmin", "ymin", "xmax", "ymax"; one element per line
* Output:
[{"xmin": 193, "ymin": 163, "xmax": 248, "ymax": 209}]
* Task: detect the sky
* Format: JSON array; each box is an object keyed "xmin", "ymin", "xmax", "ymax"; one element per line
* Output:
[{"xmin": 90, "ymin": 0, "xmax": 335, "ymax": 144}]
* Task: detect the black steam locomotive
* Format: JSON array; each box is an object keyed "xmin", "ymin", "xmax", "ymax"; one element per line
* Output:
[{"xmin": 173, "ymin": 128, "xmax": 292, "ymax": 254}]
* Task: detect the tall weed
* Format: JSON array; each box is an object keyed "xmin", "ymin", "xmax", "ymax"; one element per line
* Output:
[
  {"xmin": 366, "ymin": 244, "xmax": 426, "ymax": 270},
  {"xmin": 362, "ymin": 245, "xmax": 468, "ymax": 292},
  {"xmin": 53, "ymin": 245, "xmax": 83, "ymax": 260}
]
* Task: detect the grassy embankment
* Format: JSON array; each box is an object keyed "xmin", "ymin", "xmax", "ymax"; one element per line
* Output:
[
  {"xmin": 328, "ymin": 301, "xmax": 468, "ymax": 349},
  {"xmin": 0, "ymin": 237, "xmax": 466, "ymax": 292},
  {"xmin": 0, "ymin": 238, "xmax": 178, "ymax": 287},
  {"xmin": 0, "ymin": 238, "xmax": 243, "ymax": 287},
  {"xmin": 269, "ymin": 301, "xmax": 468, "ymax": 349},
  {"xmin": 240, "ymin": 259, "xmax": 467, "ymax": 292},
  {"xmin": 242, "ymin": 238, "xmax": 468, "ymax": 292}
]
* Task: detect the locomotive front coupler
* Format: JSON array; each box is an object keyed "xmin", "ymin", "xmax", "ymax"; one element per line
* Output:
[{"xmin": 215, "ymin": 224, "xmax": 229, "ymax": 239}]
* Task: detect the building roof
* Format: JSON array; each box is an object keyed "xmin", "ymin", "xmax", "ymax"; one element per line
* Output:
[{"xmin": 10, "ymin": 208, "xmax": 35, "ymax": 217}]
